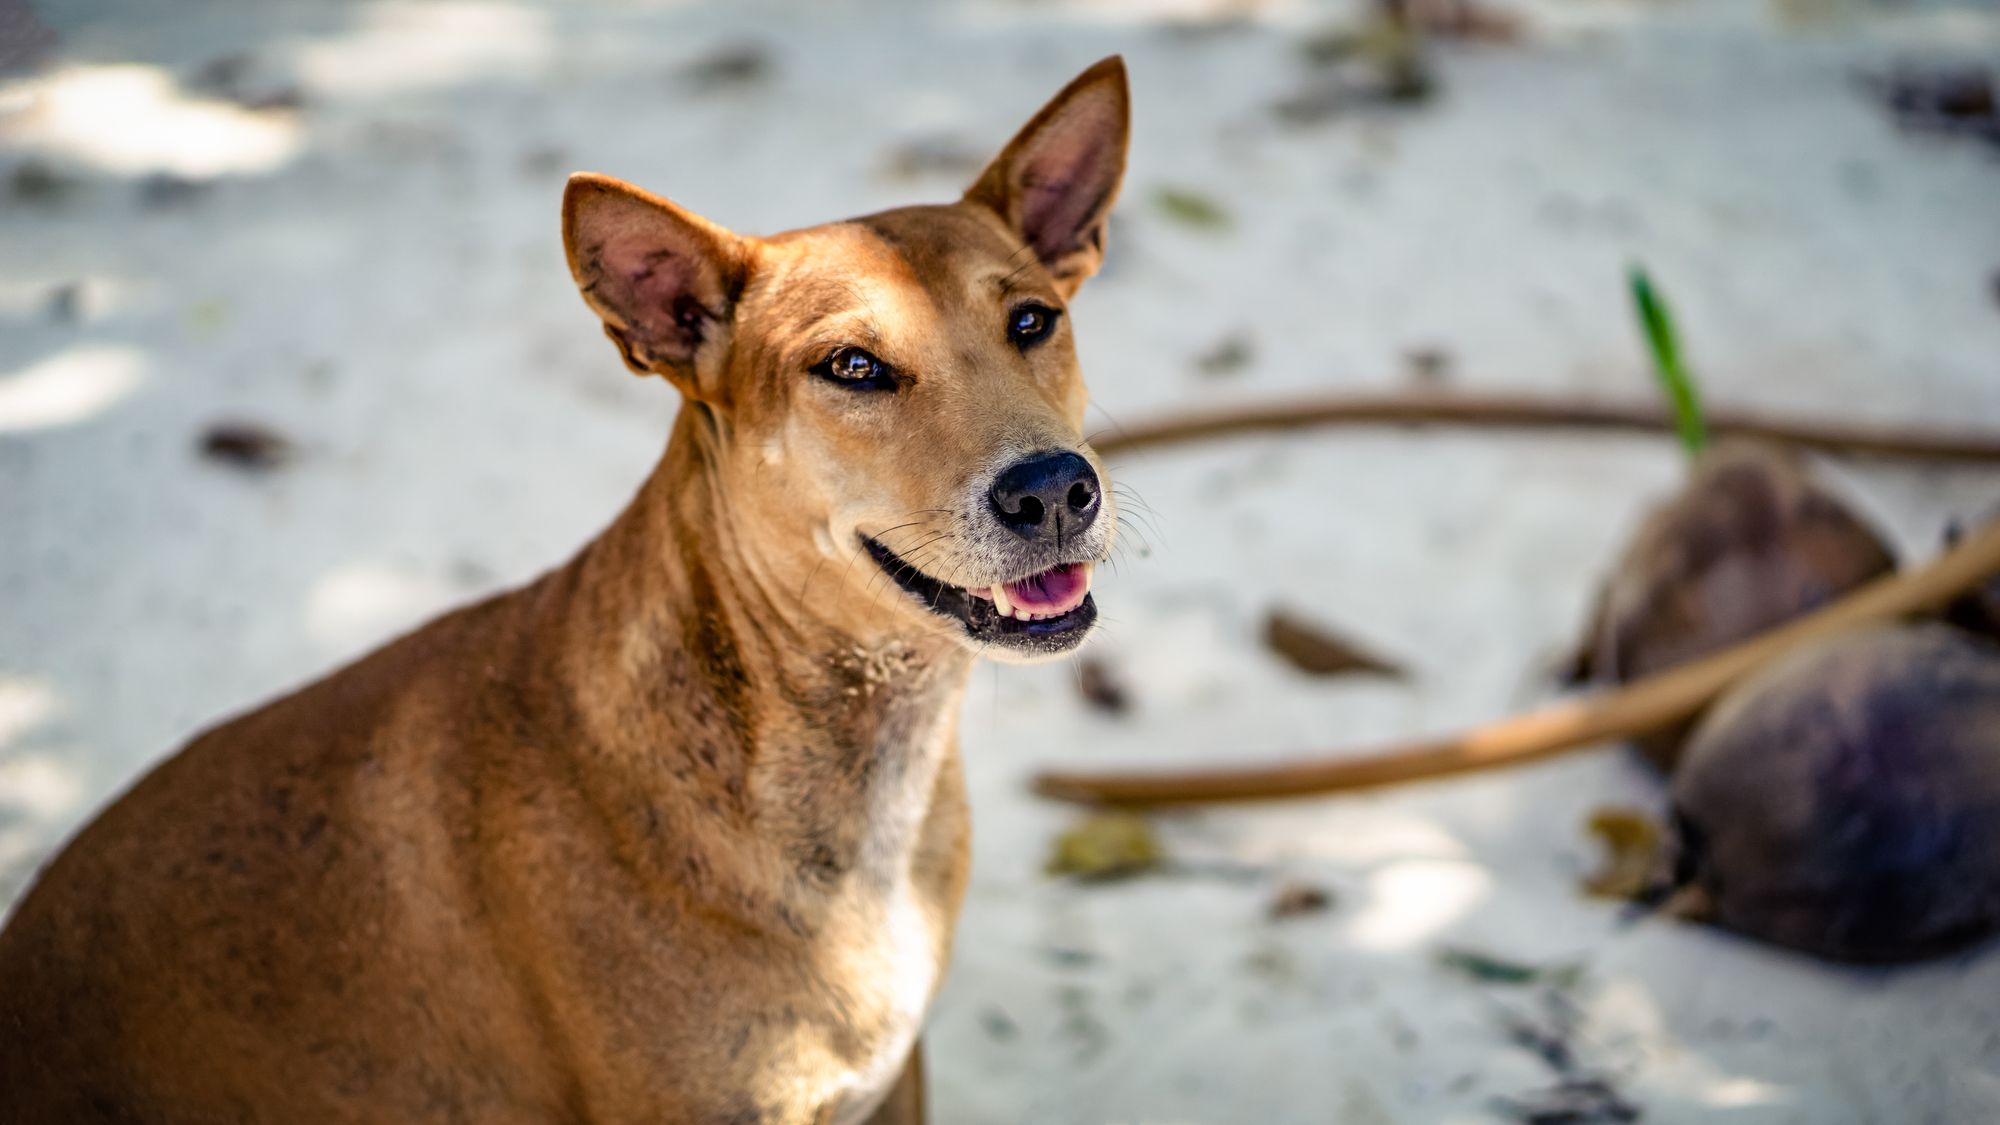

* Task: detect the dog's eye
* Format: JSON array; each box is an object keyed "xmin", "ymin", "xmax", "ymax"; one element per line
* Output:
[
  {"xmin": 814, "ymin": 346, "xmax": 897, "ymax": 390},
  {"xmin": 1007, "ymin": 302, "xmax": 1060, "ymax": 350}
]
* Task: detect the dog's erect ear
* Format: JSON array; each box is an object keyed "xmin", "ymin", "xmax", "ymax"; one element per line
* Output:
[
  {"xmin": 965, "ymin": 56, "xmax": 1130, "ymax": 298},
  {"xmin": 563, "ymin": 172, "xmax": 752, "ymax": 400}
]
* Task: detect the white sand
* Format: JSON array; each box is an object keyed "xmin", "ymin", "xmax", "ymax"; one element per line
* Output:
[{"xmin": 5, "ymin": 0, "xmax": 2000, "ymax": 1120}]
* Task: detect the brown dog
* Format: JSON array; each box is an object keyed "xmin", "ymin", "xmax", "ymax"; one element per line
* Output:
[{"xmin": 0, "ymin": 58, "xmax": 1129, "ymax": 1124}]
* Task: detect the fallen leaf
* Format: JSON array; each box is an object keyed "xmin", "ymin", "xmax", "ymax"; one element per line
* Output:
[
  {"xmin": 188, "ymin": 298, "xmax": 230, "ymax": 334},
  {"xmin": 1403, "ymin": 345, "xmax": 1453, "ymax": 385},
  {"xmin": 449, "ymin": 558, "xmax": 499, "ymax": 589},
  {"xmin": 1055, "ymin": 984, "xmax": 1111, "ymax": 1062},
  {"xmin": 1271, "ymin": 80, "xmax": 1346, "ymax": 127},
  {"xmin": 1276, "ymin": 16, "xmax": 1434, "ymax": 126},
  {"xmin": 518, "ymin": 145, "xmax": 567, "ymax": 178},
  {"xmin": 978, "ymin": 1006, "xmax": 1018, "ymax": 1041},
  {"xmin": 186, "ymin": 53, "xmax": 304, "ymax": 111},
  {"xmin": 1491, "ymin": 1077, "xmax": 1642, "ymax": 1125},
  {"xmin": 1393, "ymin": 0, "xmax": 1524, "ymax": 45},
  {"xmin": 1486, "ymin": 986, "xmax": 1641, "ymax": 1123},
  {"xmin": 9, "ymin": 159, "xmax": 81, "ymax": 204},
  {"xmin": 1152, "ymin": 186, "xmax": 1230, "ymax": 231},
  {"xmin": 1156, "ymin": 13, "xmax": 1257, "ymax": 42},
  {"xmin": 1498, "ymin": 989, "xmax": 1582, "ymax": 1073},
  {"xmin": 1299, "ymin": 25, "xmax": 1367, "ymax": 65},
  {"xmin": 1041, "ymin": 946, "xmax": 1101, "ymax": 968},
  {"xmin": 1436, "ymin": 946, "xmax": 1579, "ymax": 987},
  {"xmin": 1241, "ymin": 942, "xmax": 1303, "ymax": 983},
  {"xmin": 0, "ymin": 0, "xmax": 57, "ymax": 71},
  {"xmin": 1263, "ymin": 609, "xmax": 1406, "ymax": 678},
  {"xmin": 1863, "ymin": 63, "xmax": 2000, "ymax": 148},
  {"xmin": 680, "ymin": 43, "xmax": 774, "ymax": 92},
  {"xmin": 1267, "ymin": 880, "xmax": 1334, "ymax": 919},
  {"xmin": 878, "ymin": 135, "xmax": 984, "ymax": 182},
  {"xmin": 1580, "ymin": 806, "xmax": 1662, "ymax": 901},
  {"xmin": 139, "ymin": 173, "xmax": 210, "ymax": 208},
  {"xmin": 1075, "ymin": 657, "xmax": 1131, "ymax": 716},
  {"xmin": 1045, "ymin": 812, "xmax": 1163, "ymax": 881},
  {"xmin": 1770, "ymin": 0, "xmax": 1844, "ymax": 29},
  {"xmin": 1195, "ymin": 334, "xmax": 1254, "ymax": 378},
  {"xmin": 45, "ymin": 283, "xmax": 80, "ymax": 324},
  {"xmin": 198, "ymin": 421, "xmax": 293, "ymax": 472}
]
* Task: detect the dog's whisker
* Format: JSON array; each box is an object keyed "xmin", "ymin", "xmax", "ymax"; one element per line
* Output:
[
  {"xmin": 890, "ymin": 531, "xmax": 952, "ymax": 556},
  {"xmin": 1109, "ymin": 486, "xmax": 1162, "ymax": 526},
  {"xmin": 794, "ymin": 555, "xmax": 830, "ymax": 622},
  {"xmin": 1109, "ymin": 497, "xmax": 1160, "ymax": 532},
  {"xmin": 1112, "ymin": 484, "xmax": 1160, "ymax": 520},
  {"xmin": 870, "ymin": 520, "xmax": 936, "ymax": 542},
  {"xmin": 1085, "ymin": 400, "xmax": 1138, "ymax": 446},
  {"xmin": 1109, "ymin": 482, "xmax": 1157, "ymax": 510},
  {"xmin": 1118, "ymin": 520, "xmax": 1159, "ymax": 547},
  {"xmin": 865, "ymin": 537, "xmax": 953, "ymax": 602},
  {"xmin": 861, "ymin": 533, "xmax": 959, "ymax": 609},
  {"xmin": 1110, "ymin": 521, "xmax": 1154, "ymax": 556},
  {"xmin": 1111, "ymin": 503, "xmax": 1159, "ymax": 543}
]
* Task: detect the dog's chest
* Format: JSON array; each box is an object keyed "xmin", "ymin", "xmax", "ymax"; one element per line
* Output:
[
  {"xmin": 690, "ymin": 661, "xmax": 961, "ymax": 1122},
  {"xmin": 820, "ymin": 882, "xmax": 938, "ymax": 1125}
]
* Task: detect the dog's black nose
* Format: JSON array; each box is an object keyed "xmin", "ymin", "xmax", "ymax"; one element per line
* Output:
[{"xmin": 989, "ymin": 450, "xmax": 1100, "ymax": 540}]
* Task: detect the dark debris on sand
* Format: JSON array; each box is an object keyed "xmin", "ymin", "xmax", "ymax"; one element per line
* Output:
[{"xmin": 198, "ymin": 420, "xmax": 294, "ymax": 472}]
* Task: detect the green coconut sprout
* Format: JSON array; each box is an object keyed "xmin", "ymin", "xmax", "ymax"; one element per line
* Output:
[{"xmin": 1630, "ymin": 267, "xmax": 1709, "ymax": 460}]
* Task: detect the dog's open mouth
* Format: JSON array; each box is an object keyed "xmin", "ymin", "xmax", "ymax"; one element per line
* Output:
[{"xmin": 862, "ymin": 537, "xmax": 1097, "ymax": 653}]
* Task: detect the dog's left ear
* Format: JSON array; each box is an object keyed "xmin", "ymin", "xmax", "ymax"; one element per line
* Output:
[
  {"xmin": 965, "ymin": 56, "xmax": 1130, "ymax": 298},
  {"xmin": 563, "ymin": 172, "xmax": 752, "ymax": 402}
]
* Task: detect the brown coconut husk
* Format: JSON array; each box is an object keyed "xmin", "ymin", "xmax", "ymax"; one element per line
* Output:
[
  {"xmin": 1664, "ymin": 624, "xmax": 2000, "ymax": 964},
  {"xmin": 1570, "ymin": 442, "xmax": 1895, "ymax": 770}
]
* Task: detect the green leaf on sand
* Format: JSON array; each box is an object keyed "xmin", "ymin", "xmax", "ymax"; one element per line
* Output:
[
  {"xmin": 1154, "ymin": 186, "xmax": 1231, "ymax": 231},
  {"xmin": 1436, "ymin": 945, "xmax": 1583, "ymax": 987},
  {"xmin": 1045, "ymin": 812, "xmax": 1164, "ymax": 881}
]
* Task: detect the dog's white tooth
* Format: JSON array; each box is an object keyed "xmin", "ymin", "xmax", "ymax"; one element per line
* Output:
[{"xmin": 991, "ymin": 584, "xmax": 1014, "ymax": 617}]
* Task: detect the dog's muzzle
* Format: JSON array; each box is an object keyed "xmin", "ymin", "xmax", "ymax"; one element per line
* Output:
[{"xmin": 861, "ymin": 537, "xmax": 1097, "ymax": 657}]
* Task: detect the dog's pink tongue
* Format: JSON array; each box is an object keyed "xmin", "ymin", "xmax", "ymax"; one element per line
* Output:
[{"xmin": 1006, "ymin": 563, "xmax": 1091, "ymax": 614}]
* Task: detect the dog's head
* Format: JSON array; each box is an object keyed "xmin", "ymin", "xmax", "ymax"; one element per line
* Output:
[{"xmin": 562, "ymin": 59, "xmax": 1129, "ymax": 663}]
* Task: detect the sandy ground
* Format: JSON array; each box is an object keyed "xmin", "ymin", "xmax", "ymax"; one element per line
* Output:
[{"xmin": 5, "ymin": 0, "xmax": 2000, "ymax": 1121}]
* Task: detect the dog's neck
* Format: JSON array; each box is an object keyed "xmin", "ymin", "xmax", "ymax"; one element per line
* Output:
[{"xmin": 535, "ymin": 407, "xmax": 974, "ymax": 932}]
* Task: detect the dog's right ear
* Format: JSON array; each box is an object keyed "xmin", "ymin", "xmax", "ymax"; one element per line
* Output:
[
  {"xmin": 965, "ymin": 56, "xmax": 1130, "ymax": 298},
  {"xmin": 563, "ymin": 172, "xmax": 751, "ymax": 401}
]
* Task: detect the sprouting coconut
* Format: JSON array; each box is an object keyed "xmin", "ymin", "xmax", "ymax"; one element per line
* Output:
[
  {"xmin": 1567, "ymin": 271, "xmax": 1896, "ymax": 770},
  {"xmin": 1572, "ymin": 442, "xmax": 1898, "ymax": 768},
  {"xmin": 1661, "ymin": 624, "xmax": 2000, "ymax": 963}
]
